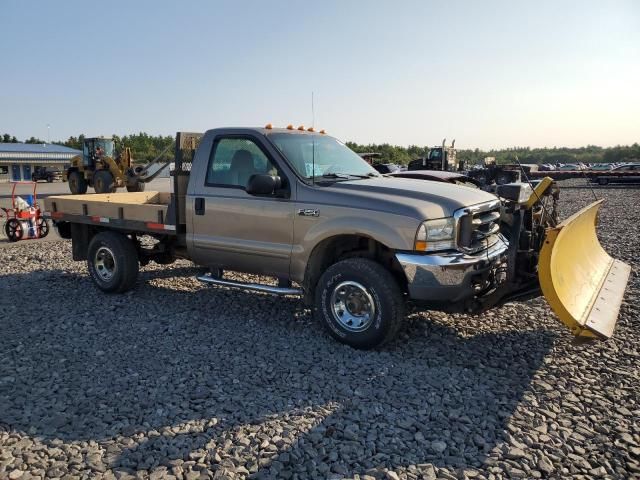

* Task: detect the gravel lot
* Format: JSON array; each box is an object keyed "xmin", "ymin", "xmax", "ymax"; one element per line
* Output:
[{"xmin": 0, "ymin": 185, "xmax": 638, "ymax": 479}]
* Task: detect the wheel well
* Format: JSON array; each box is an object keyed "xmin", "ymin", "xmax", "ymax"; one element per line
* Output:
[{"xmin": 303, "ymin": 234, "xmax": 407, "ymax": 304}]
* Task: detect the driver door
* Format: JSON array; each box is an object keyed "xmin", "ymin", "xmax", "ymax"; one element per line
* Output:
[{"xmin": 189, "ymin": 135, "xmax": 294, "ymax": 277}]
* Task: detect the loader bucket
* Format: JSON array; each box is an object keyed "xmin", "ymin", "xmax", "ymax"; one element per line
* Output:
[{"xmin": 538, "ymin": 200, "xmax": 630, "ymax": 339}]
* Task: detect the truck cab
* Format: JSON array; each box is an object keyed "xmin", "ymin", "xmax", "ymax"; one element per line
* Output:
[{"xmin": 185, "ymin": 128, "xmax": 501, "ymax": 285}]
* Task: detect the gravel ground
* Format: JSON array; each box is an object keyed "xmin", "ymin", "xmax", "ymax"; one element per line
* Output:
[{"xmin": 0, "ymin": 186, "xmax": 638, "ymax": 480}]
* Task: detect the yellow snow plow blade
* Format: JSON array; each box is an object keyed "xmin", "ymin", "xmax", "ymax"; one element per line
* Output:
[{"xmin": 539, "ymin": 200, "xmax": 630, "ymax": 339}]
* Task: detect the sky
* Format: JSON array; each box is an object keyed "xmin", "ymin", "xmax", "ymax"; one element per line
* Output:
[{"xmin": 1, "ymin": 0, "xmax": 639, "ymax": 149}]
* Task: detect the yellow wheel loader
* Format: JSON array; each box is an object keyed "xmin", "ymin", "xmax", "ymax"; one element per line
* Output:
[{"xmin": 65, "ymin": 137, "xmax": 171, "ymax": 195}]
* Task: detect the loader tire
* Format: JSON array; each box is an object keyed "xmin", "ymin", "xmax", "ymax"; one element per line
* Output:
[
  {"xmin": 68, "ymin": 171, "xmax": 88, "ymax": 194},
  {"xmin": 315, "ymin": 258, "xmax": 405, "ymax": 349},
  {"xmin": 87, "ymin": 231, "xmax": 139, "ymax": 293},
  {"xmin": 126, "ymin": 181, "xmax": 146, "ymax": 192},
  {"xmin": 94, "ymin": 170, "xmax": 116, "ymax": 194}
]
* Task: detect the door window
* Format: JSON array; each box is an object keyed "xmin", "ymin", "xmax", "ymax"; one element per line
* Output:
[{"xmin": 206, "ymin": 137, "xmax": 277, "ymax": 188}]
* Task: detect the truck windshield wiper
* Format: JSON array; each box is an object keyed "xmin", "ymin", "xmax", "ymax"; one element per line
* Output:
[
  {"xmin": 318, "ymin": 172, "xmax": 379, "ymax": 180},
  {"xmin": 346, "ymin": 173, "xmax": 379, "ymax": 179},
  {"xmin": 318, "ymin": 172, "xmax": 352, "ymax": 179}
]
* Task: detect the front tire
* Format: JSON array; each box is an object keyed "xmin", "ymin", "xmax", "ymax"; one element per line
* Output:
[
  {"xmin": 94, "ymin": 170, "xmax": 116, "ymax": 194},
  {"xmin": 87, "ymin": 231, "xmax": 139, "ymax": 293},
  {"xmin": 315, "ymin": 258, "xmax": 405, "ymax": 349},
  {"xmin": 598, "ymin": 177, "xmax": 609, "ymax": 186}
]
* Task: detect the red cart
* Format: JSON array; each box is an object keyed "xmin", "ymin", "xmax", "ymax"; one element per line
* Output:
[{"xmin": 1, "ymin": 181, "xmax": 50, "ymax": 242}]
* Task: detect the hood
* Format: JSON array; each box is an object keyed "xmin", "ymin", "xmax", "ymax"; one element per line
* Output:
[{"xmin": 314, "ymin": 176, "xmax": 498, "ymax": 220}]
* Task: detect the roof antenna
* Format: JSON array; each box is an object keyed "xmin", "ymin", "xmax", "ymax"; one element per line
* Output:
[{"xmin": 311, "ymin": 91, "xmax": 316, "ymax": 185}]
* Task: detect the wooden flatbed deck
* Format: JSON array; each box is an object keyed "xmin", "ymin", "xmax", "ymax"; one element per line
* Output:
[{"xmin": 44, "ymin": 192, "xmax": 178, "ymax": 235}]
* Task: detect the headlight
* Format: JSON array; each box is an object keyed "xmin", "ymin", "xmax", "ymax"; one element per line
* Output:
[{"xmin": 414, "ymin": 217, "xmax": 456, "ymax": 252}]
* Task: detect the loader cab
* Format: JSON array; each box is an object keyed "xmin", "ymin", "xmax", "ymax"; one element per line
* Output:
[{"xmin": 83, "ymin": 137, "xmax": 114, "ymax": 167}]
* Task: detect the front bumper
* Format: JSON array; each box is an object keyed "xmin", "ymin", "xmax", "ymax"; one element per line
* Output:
[{"xmin": 396, "ymin": 236, "xmax": 509, "ymax": 303}]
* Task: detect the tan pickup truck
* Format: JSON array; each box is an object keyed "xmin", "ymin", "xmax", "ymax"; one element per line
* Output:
[{"xmin": 45, "ymin": 128, "xmax": 630, "ymax": 349}]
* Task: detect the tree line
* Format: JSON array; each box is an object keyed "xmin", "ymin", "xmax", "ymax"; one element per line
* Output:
[
  {"xmin": 346, "ymin": 142, "xmax": 640, "ymax": 166},
  {"xmin": 2, "ymin": 132, "xmax": 639, "ymax": 166}
]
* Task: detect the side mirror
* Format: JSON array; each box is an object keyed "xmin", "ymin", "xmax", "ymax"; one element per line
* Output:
[{"xmin": 246, "ymin": 174, "xmax": 281, "ymax": 195}]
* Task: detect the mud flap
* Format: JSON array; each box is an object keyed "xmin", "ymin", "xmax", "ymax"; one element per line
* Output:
[{"xmin": 538, "ymin": 200, "xmax": 631, "ymax": 339}]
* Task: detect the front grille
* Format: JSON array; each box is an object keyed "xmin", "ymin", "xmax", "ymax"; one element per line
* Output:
[{"xmin": 456, "ymin": 201, "xmax": 502, "ymax": 253}]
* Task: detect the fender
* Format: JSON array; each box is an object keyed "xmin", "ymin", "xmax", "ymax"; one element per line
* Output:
[{"xmin": 290, "ymin": 213, "xmax": 417, "ymax": 283}]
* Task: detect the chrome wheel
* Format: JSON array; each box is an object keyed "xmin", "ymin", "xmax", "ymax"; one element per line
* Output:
[
  {"xmin": 94, "ymin": 246, "xmax": 116, "ymax": 281},
  {"xmin": 330, "ymin": 281, "xmax": 376, "ymax": 332}
]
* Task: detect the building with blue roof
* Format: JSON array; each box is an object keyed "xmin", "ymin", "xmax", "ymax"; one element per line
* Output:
[{"xmin": 0, "ymin": 143, "xmax": 81, "ymax": 182}]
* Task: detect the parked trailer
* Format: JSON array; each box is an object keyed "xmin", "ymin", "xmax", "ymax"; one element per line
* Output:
[{"xmin": 529, "ymin": 170, "xmax": 639, "ymax": 181}]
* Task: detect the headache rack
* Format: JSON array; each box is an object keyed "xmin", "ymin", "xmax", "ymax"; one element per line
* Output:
[
  {"xmin": 455, "ymin": 200, "xmax": 502, "ymax": 253},
  {"xmin": 172, "ymin": 132, "xmax": 203, "ymax": 230}
]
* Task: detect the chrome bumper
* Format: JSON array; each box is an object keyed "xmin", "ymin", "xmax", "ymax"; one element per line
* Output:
[{"xmin": 396, "ymin": 237, "xmax": 509, "ymax": 302}]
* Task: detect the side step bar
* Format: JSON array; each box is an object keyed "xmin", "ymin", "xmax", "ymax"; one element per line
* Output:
[{"xmin": 196, "ymin": 274, "xmax": 302, "ymax": 296}]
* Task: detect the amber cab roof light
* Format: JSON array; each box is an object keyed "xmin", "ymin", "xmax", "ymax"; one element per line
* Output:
[
  {"xmin": 279, "ymin": 123, "xmax": 326, "ymax": 133},
  {"xmin": 264, "ymin": 123, "xmax": 273, "ymax": 129}
]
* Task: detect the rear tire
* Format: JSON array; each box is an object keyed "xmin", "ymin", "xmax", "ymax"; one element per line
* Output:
[
  {"xmin": 68, "ymin": 171, "xmax": 88, "ymax": 194},
  {"xmin": 87, "ymin": 231, "xmax": 139, "ymax": 293},
  {"xmin": 94, "ymin": 170, "xmax": 116, "ymax": 194},
  {"xmin": 314, "ymin": 258, "xmax": 405, "ymax": 349}
]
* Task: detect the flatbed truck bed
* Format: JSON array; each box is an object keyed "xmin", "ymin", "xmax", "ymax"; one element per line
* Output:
[{"xmin": 46, "ymin": 192, "xmax": 178, "ymax": 236}]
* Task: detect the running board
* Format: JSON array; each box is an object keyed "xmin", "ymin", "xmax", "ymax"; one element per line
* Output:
[{"xmin": 196, "ymin": 274, "xmax": 302, "ymax": 296}]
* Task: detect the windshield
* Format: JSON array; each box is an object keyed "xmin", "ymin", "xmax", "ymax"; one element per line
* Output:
[
  {"xmin": 95, "ymin": 139, "xmax": 114, "ymax": 157},
  {"xmin": 429, "ymin": 149, "xmax": 442, "ymax": 159},
  {"xmin": 268, "ymin": 133, "xmax": 379, "ymax": 180}
]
